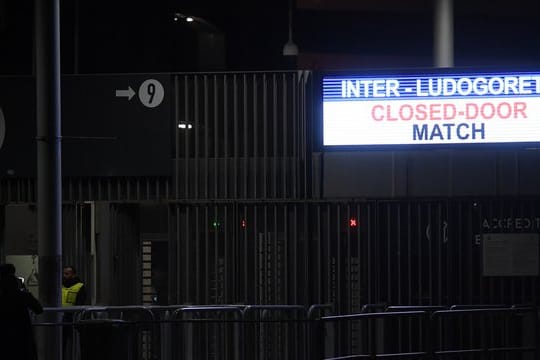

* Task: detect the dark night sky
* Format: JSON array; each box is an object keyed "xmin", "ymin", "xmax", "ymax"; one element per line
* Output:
[{"xmin": 1, "ymin": 0, "xmax": 540, "ymax": 74}]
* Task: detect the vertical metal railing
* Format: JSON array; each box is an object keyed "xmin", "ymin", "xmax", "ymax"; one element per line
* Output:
[
  {"xmin": 242, "ymin": 305, "xmax": 308, "ymax": 360},
  {"xmin": 173, "ymin": 71, "xmax": 306, "ymax": 201},
  {"xmin": 315, "ymin": 306, "xmax": 539, "ymax": 360},
  {"xmin": 77, "ymin": 306, "xmax": 156, "ymax": 360},
  {"xmin": 431, "ymin": 307, "xmax": 538, "ymax": 360},
  {"xmin": 318, "ymin": 311, "xmax": 430, "ymax": 360},
  {"xmin": 170, "ymin": 306, "xmax": 244, "ymax": 360}
]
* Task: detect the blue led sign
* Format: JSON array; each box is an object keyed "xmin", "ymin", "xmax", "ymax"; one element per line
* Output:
[{"xmin": 322, "ymin": 72, "xmax": 540, "ymax": 146}]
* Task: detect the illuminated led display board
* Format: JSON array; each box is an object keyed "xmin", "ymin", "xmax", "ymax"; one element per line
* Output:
[{"xmin": 322, "ymin": 71, "xmax": 540, "ymax": 147}]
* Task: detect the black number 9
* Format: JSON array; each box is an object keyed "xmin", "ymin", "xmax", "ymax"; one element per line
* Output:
[{"xmin": 147, "ymin": 83, "xmax": 156, "ymax": 104}]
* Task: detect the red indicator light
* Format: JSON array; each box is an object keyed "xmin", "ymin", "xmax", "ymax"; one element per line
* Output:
[
  {"xmin": 349, "ymin": 218, "xmax": 357, "ymax": 227},
  {"xmin": 241, "ymin": 219, "xmax": 247, "ymax": 228}
]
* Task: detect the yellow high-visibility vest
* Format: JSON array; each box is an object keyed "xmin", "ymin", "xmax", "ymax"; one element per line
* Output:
[{"xmin": 62, "ymin": 282, "xmax": 84, "ymax": 306}]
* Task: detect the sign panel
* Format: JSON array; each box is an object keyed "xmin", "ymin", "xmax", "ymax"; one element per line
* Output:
[
  {"xmin": 482, "ymin": 233, "xmax": 539, "ymax": 277},
  {"xmin": 62, "ymin": 74, "xmax": 171, "ymax": 176},
  {"xmin": 0, "ymin": 77, "xmax": 36, "ymax": 177},
  {"xmin": 323, "ymin": 71, "xmax": 540, "ymax": 147},
  {"xmin": 0, "ymin": 74, "xmax": 171, "ymax": 177}
]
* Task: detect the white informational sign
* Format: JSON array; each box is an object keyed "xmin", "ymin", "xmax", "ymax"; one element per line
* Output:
[
  {"xmin": 323, "ymin": 72, "xmax": 540, "ymax": 147},
  {"xmin": 482, "ymin": 233, "xmax": 539, "ymax": 276}
]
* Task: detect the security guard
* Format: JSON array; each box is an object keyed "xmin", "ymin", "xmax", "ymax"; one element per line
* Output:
[
  {"xmin": 62, "ymin": 266, "xmax": 86, "ymax": 306},
  {"xmin": 62, "ymin": 266, "xmax": 86, "ymax": 360}
]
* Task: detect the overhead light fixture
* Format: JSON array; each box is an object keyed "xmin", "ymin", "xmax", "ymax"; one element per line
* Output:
[
  {"xmin": 178, "ymin": 122, "xmax": 193, "ymax": 129},
  {"xmin": 283, "ymin": 40, "xmax": 298, "ymax": 56},
  {"xmin": 173, "ymin": 12, "xmax": 192, "ymax": 23},
  {"xmin": 172, "ymin": 12, "xmax": 220, "ymax": 33},
  {"xmin": 283, "ymin": 0, "xmax": 299, "ymax": 56}
]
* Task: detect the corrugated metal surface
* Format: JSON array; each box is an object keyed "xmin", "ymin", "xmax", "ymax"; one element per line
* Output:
[
  {"xmin": 0, "ymin": 177, "xmax": 170, "ymax": 203},
  {"xmin": 171, "ymin": 202, "xmax": 309, "ymax": 305},
  {"xmin": 62, "ymin": 203, "xmax": 92, "ymax": 291},
  {"xmin": 173, "ymin": 72, "xmax": 308, "ymax": 200},
  {"xmin": 109, "ymin": 203, "xmax": 142, "ymax": 305},
  {"xmin": 0, "ymin": 178, "xmax": 35, "ymax": 203}
]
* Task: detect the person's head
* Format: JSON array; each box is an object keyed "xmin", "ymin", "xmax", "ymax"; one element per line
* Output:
[
  {"xmin": 0, "ymin": 263, "xmax": 16, "ymax": 278},
  {"xmin": 63, "ymin": 266, "xmax": 77, "ymax": 280},
  {"xmin": 0, "ymin": 264, "xmax": 20, "ymax": 291}
]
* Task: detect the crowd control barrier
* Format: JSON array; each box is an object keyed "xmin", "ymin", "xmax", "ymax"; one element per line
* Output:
[{"xmin": 31, "ymin": 304, "xmax": 538, "ymax": 360}]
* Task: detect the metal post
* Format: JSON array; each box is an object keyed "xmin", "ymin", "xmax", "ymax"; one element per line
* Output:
[
  {"xmin": 74, "ymin": 0, "xmax": 79, "ymax": 74},
  {"xmin": 434, "ymin": 0, "xmax": 454, "ymax": 67},
  {"xmin": 35, "ymin": 0, "xmax": 63, "ymax": 359}
]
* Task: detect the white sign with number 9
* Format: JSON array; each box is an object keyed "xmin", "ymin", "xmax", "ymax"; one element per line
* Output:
[{"xmin": 138, "ymin": 79, "xmax": 164, "ymax": 108}]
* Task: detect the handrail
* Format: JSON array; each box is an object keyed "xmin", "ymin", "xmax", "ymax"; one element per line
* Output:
[
  {"xmin": 79, "ymin": 305, "xmax": 155, "ymax": 322},
  {"xmin": 42, "ymin": 305, "xmax": 89, "ymax": 312},
  {"xmin": 433, "ymin": 307, "xmax": 536, "ymax": 317},
  {"xmin": 360, "ymin": 303, "xmax": 387, "ymax": 313},
  {"xmin": 322, "ymin": 310, "xmax": 428, "ymax": 321},
  {"xmin": 242, "ymin": 304, "xmax": 307, "ymax": 320},
  {"xmin": 449, "ymin": 304, "xmax": 507, "ymax": 310},
  {"xmin": 171, "ymin": 305, "xmax": 244, "ymax": 320},
  {"xmin": 307, "ymin": 303, "xmax": 333, "ymax": 319},
  {"xmin": 325, "ymin": 352, "xmax": 427, "ymax": 360},
  {"xmin": 33, "ymin": 306, "xmax": 89, "ymax": 324},
  {"xmin": 386, "ymin": 305, "xmax": 447, "ymax": 312},
  {"xmin": 511, "ymin": 303, "xmax": 538, "ymax": 309}
]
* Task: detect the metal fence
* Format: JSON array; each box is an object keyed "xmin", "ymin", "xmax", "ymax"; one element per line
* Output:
[
  {"xmin": 32, "ymin": 304, "xmax": 538, "ymax": 360},
  {"xmin": 318, "ymin": 305, "xmax": 539, "ymax": 360}
]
